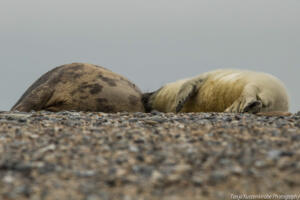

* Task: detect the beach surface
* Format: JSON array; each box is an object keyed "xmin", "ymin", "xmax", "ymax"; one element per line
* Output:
[{"xmin": 0, "ymin": 111, "xmax": 300, "ymax": 200}]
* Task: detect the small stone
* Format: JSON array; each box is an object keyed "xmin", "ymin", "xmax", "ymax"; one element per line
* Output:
[
  {"xmin": 151, "ymin": 170, "xmax": 163, "ymax": 183},
  {"xmin": 267, "ymin": 150, "xmax": 281, "ymax": 160},
  {"xmin": 3, "ymin": 175, "xmax": 14, "ymax": 183},
  {"xmin": 144, "ymin": 120, "xmax": 158, "ymax": 125},
  {"xmin": 129, "ymin": 145, "xmax": 139, "ymax": 152},
  {"xmin": 29, "ymin": 134, "xmax": 39, "ymax": 139},
  {"xmin": 75, "ymin": 170, "xmax": 96, "ymax": 177},
  {"xmin": 150, "ymin": 110, "xmax": 161, "ymax": 115},
  {"xmin": 231, "ymin": 165, "xmax": 243, "ymax": 174},
  {"xmin": 38, "ymin": 144, "xmax": 56, "ymax": 154}
]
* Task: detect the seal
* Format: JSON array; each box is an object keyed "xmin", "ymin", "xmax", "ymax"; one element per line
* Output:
[
  {"xmin": 11, "ymin": 63, "xmax": 145, "ymax": 112},
  {"xmin": 142, "ymin": 69, "xmax": 289, "ymax": 114}
]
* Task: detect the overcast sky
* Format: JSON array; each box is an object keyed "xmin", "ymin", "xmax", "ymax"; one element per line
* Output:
[{"xmin": 0, "ymin": 0, "xmax": 299, "ymax": 112}]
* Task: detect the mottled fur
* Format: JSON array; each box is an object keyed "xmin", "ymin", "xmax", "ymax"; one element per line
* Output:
[
  {"xmin": 11, "ymin": 63, "xmax": 145, "ymax": 112},
  {"xmin": 143, "ymin": 69, "xmax": 289, "ymax": 113}
]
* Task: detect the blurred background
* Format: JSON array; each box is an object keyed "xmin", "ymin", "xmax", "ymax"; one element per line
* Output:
[{"xmin": 0, "ymin": 0, "xmax": 299, "ymax": 112}]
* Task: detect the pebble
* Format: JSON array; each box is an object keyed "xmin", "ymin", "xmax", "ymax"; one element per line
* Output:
[
  {"xmin": 3, "ymin": 175, "xmax": 14, "ymax": 183},
  {"xmin": 267, "ymin": 150, "xmax": 282, "ymax": 160}
]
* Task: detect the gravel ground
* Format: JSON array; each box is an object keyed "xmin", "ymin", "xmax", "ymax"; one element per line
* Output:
[{"xmin": 0, "ymin": 111, "xmax": 300, "ymax": 200}]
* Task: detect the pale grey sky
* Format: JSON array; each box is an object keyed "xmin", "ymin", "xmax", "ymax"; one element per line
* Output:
[{"xmin": 0, "ymin": 0, "xmax": 299, "ymax": 112}]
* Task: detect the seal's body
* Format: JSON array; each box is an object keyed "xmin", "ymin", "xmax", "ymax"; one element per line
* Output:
[
  {"xmin": 11, "ymin": 63, "xmax": 145, "ymax": 112},
  {"xmin": 143, "ymin": 69, "xmax": 289, "ymax": 113}
]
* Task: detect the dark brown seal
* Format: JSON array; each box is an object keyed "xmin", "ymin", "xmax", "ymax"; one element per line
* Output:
[{"xmin": 11, "ymin": 63, "xmax": 145, "ymax": 113}]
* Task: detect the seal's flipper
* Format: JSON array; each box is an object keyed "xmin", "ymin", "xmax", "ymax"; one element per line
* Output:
[
  {"xmin": 242, "ymin": 100, "xmax": 262, "ymax": 113},
  {"xmin": 11, "ymin": 84, "xmax": 54, "ymax": 112},
  {"xmin": 225, "ymin": 84, "xmax": 263, "ymax": 113},
  {"xmin": 175, "ymin": 78, "xmax": 203, "ymax": 113}
]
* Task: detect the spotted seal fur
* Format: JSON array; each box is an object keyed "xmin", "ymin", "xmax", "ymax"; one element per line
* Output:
[{"xmin": 11, "ymin": 63, "xmax": 145, "ymax": 112}]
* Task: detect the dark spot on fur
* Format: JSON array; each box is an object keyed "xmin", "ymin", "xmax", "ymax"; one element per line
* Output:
[
  {"xmin": 80, "ymin": 84, "xmax": 90, "ymax": 89},
  {"xmin": 128, "ymin": 95, "xmax": 139, "ymax": 106},
  {"xmin": 98, "ymin": 74, "xmax": 117, "ymax": 87},
  {"xmin": 80, "ymin": 96, "xmax": 88, "ymax": 99},
  {"xmin": 79, "ymin": 83, "xmax": 103, "ymax": 93},
  {"xmin": 96, "ymin": 103, "xmax": 116, "ymax": 112},
  {"xmin": 96, "ymin": 97, "xmax": 115, "ymax": 112},
  {"xmin": 100, "ymin": 105, "xmax": 116, "ymax": 112},
  {"xmin": 96, "ymin": 98, "xmax": 108, "ymax": 103},
  {"xmin": 63, "ymin": 65, "xmax": 84, "ymax": 79},
  {"xmin": 49, "ymin": 71, "xmax": 65, "ymax": 85},
  {"xmin": 67, "ymin": 63, "xmax": 84, "ymax": 71},
  {"xmin": 71, "ymin": 83, "xmax": 103, "ymax": 95},
  {"xmin": 48, "ymin": 64, "xmax": 85, "ymax": 85},
  {"xmin": 89, "ymin": 84, "xmax": 103, "ymax": 94},
  {"xmin": 53, "ymin": 64, "xmax": 85, "ymax": 83},
  {"xmin": 67, "ymin": 72, "xmax": 82, "ymax": 79}
]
